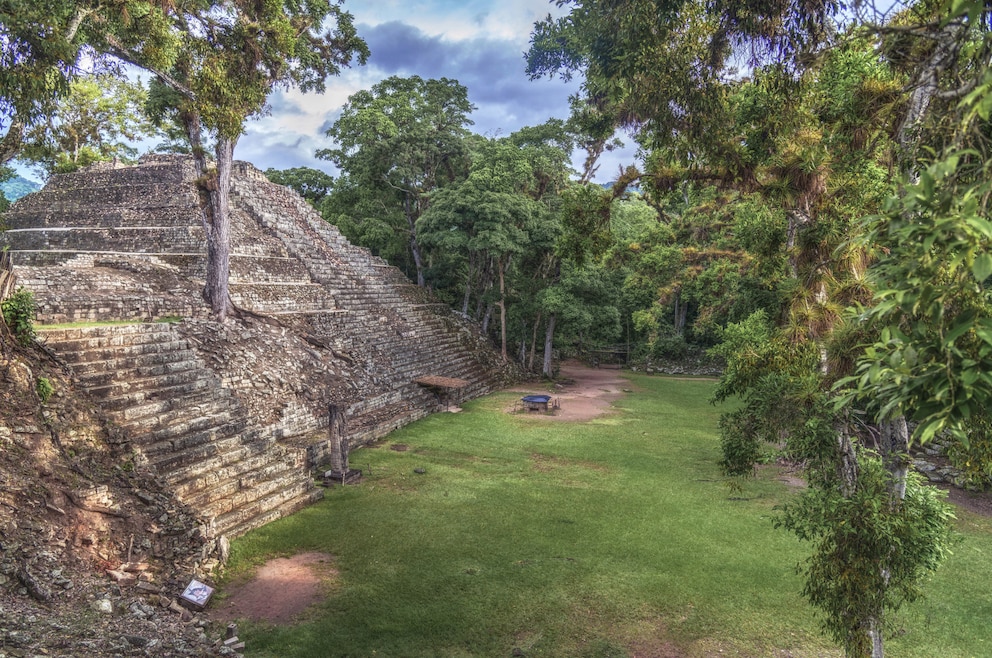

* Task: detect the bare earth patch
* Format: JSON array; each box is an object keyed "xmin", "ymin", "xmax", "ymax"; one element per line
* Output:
[
  {"xmin": 211, "ymin": 552, "xmax": 336, "ymax": 625},
  {"xmin": 510, "ymin": 361, "xmax": 632, "ymax": 422}
]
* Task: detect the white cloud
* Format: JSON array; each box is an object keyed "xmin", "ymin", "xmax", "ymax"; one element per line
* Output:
[{"xmin": 235, "ymin": 1, "xmax": 639, "ymax": 183}]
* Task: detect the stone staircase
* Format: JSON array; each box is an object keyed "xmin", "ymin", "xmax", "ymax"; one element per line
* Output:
[
  {"xmin": 1, "ymin": 155, "xmax": 513, "ymax": 539},
  {"xmin": 36, "ymin": 323, "xmax": 322, "ymax": 539}
]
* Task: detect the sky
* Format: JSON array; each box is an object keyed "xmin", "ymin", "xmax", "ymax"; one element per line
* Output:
[{"xmin": 234, "ymin": 0, "xmax": 636, "ymax": 184}]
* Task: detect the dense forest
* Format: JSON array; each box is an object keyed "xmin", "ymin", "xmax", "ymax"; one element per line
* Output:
[{"xmin": 3, "ymin": 1, "xmax": 992, "ymax": 656}]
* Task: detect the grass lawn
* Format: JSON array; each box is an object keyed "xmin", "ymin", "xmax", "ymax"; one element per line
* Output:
[{"xmin": 222, "ymin": 374, "xmax": 992, "ymax": 657}]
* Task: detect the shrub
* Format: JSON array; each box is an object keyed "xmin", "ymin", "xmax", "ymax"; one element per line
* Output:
[
  {"xmin": 35, "ymin": 377, "xmax": 54, "ymax": 403},
  {"xmin": 1, "ymin": 287, "xmax": 36, "ymax": 346}
]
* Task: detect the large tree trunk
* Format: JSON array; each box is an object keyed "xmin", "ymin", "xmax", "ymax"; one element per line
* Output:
[
  {"xmin": 481, "ymin": 304, "xmax": 492, "ymax": 334},
  {"xmin": 202, "ymin": 137, "xmax": 237, "ymax": 320},
  {"xmin": 673, "ymin": 289, "xmax": 688, "ymax": 335},
  {"xmin": 895, "ymin": 18, "xmax": 966, "ymax": 175},
  {"xmin": 879, "ymin": 417, "xmax": 910, "ymax": 502},
  {"xmin": 181, "ymin": 111, "xmax": 207, "ymax": 177},
  {"xmin": 542, "ymin": 313, "xmax": 557, "ymax": 378}
]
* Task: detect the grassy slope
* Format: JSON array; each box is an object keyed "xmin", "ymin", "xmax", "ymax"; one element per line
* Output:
[{"xmin": 224, "ymin": 375, "xmax": 992, "ymax": 658}]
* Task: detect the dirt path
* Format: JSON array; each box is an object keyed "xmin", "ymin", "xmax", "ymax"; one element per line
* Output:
[
  {"xmin": 508, "ymin": 360, "xmax": 632, "ymax": 421},
  {"xmin": 210, "ymin": 552, "xmax": 336, "ymax": 625}
]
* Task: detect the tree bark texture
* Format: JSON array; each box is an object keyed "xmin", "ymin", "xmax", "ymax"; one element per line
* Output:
[
  {"xmin": 498, "ymin": 258, "xmax": 508, "ymax": 361},
  {"xmin": 542, "ymin": 313, "xmax": 557, "ymax": 378},
  {"xmin": 0, "ymin": 120, "xmax": 24, "ymax": 166},
  {"xmin": 404, "ymin": 195, "xmax": 426, "ymax": 287},
  {"xmin": 529, "ymin": 312, "xmax": 542, "ymax": 371},
  {"xmin": 202, "ymin": 137, "xmax": 236, "ymax": 320}
]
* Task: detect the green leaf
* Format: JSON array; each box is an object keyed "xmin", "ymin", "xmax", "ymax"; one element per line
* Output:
[{"xmin": 972, "ymin": 253, "xmax": 992, "ymax": 283}]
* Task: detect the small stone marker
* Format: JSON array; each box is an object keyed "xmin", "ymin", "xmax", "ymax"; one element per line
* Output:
[{"xmin": 179, "ymin": 579, "xmax": 214, "ymax": 610}]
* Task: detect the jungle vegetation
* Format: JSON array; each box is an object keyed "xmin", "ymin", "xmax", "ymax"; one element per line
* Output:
[{"xmin": 4, "ymin": 1, "xmax": 992, "ymax": 655}]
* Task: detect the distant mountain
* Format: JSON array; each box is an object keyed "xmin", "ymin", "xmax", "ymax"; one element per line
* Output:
[
  {"xmin": 1, "ymin": 175, "xmax": 41, "ymax": 202},
  {"xmin": 601, "ymin": 181, "xmax": 642, "ymax": 195}
]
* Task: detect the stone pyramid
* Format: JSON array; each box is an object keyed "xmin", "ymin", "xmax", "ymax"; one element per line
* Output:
[{"xmin": 1, "ymin": 154, "xmax": 512, "ymax": 538}]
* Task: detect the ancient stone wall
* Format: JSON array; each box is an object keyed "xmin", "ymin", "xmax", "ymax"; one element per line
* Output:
[{"xmin": 1, "ymin": 155, "xmax": 514, "ymax": 538}]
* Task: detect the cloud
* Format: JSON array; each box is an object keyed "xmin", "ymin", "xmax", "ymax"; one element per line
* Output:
[
  {"xmin": 236, "ymin": 6, "xmax": 639, "ymax": 183},
  {"xmin": 357, "ymin": 21, "xmax": 579, "ymax": 134}
]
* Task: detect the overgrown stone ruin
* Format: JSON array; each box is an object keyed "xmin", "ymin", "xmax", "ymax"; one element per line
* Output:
[{"xmin": 1, "ymin": 154, "xmax": 514, "ymax": 541}]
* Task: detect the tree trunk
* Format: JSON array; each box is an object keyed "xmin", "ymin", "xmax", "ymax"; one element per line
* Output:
[
  {"xmin": 529, "ymin": 311, "xmax": 542, "ymax": 372},
  {"xmin": 482, "ymin": 304, "xmax": 492, "ymax": 334},
  {"xmin": 673, "ymin": 289, "xmax": 688, "ymax": 335},
  {"xmin": 498, "ymin": 258, "xmax": 508, "ymax": 361},
  {"xmin": 868, "ymin": 619, "xmax": 885, "ymax": 658},
  {"xmin": 879, "ymin": 417, "xmax": 910, "ymax": 502},
  {"xmin": 542, "ymin": 313, "xmax": 557, "ymax": 378},
  {"xmin": 202, "ymin": 137, "xmax": 237, "ymax": 320},
  {"xmin": 895, "ymin": 18, "xmax": 966, "ymax": 175},
  {"xmin": 461, "ymin": 253, "xmax": 475, "ymax": 316},
  {"xmin": 786, "ymin": 206, "xmax": 814, "ymax": 279},
  {"xmin": 518, "ymin": 322, "xmax": 527, "ymax": 363},
  {"xmin": 404, "ymin": 195, "xmax": 426, "ymax": 287},
  {"xmin": 181, "ymin": 111, "xmax": 207, "ymax": 177},
  {"xmin": 0, "ymin": 119, "xmax": 24, "ymax": 166},
  {"xmin": 475, "ymin": 259, "xmax": 493, "ymax": 320}
]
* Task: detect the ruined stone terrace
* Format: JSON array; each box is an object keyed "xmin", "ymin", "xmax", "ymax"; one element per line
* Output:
[{"xmin": 1, "ymin": 155, "xmax": 514, "ymax": 539}]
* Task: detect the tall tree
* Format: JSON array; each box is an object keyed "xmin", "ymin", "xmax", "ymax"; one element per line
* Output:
[
  {"xmin": 318, "ymin": 76, "xmax": 474, "ymax": 287},
  {"xmin": 264, "ymin": 166, "xmax": 335, "ymax": 207},
  {"xmin": 18, "ymin": 73, "xmax": 152, "ymax": 177},
  {"xmin": 132, "ymin": 0, "xmax": 367, "ymax": 319},
  {"xmin": 419, "ymin": 135, "xmax": 556, "ymax": 360},
  {"xmin": 2, "ymin": 0, "xmax": 368, "ymax": 319},
  {"xmin": 528, "ymin": 2, "xmax": 988, "ymax": 656}
]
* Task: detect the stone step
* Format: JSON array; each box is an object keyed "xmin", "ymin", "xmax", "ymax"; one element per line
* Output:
[
  {"xmin": 114, "ymin": 388, "xmax": 242, "ymax": 425},
  {"xmin": 147, "ymin": 431, "xmax": 252, "ymax": 475},
  {"xmin": 210, "ymin": 480, "xmax": 322, "ymax": 538},
  {"xmin": 2, "ymin": 205, "xmax": 201, "ymax": 230},
  {"xmin": 76, "ymin": 357, "xmax": 205, "ymax": 389},
  {"xmin": 37, "ymin": 322, "xmax": 178, "ymax": 344},
  {"xmin": 167, "ymin": 443, "xmax": 276, "ymax": 496},
  {"xmin": 94, "ymin": 376, "xmax": 216, "ymax": 411},
  {"xmin": 65, "ymin": 348, "xmax": 200, "ymax": 375},
  {"xmin": 3, "ymin": 226, "xmax": 207, "ymax": 253},
  {"xmin": 216, "ymin": 487, "xmax": 325, "ymax": 539},
  {"xmin": 229, "ymin": 282, "xmax": 335, "ymax": 313},
  {"xmin": 140, "ymin": 415, "xmax": 247, "ymax": 450},
  {"xmin": 188, "ymin": 458, "xmax": 304, "ymax": 515}
]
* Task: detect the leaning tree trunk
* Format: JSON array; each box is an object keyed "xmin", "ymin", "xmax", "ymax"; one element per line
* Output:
[{"xmin": 0, "ymin": 119, "xmax": 24, "ymax": 166}]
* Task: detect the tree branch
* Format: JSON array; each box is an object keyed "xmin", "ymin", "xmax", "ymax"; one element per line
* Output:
[{"xmin": 100, "ymin": 37, "xmax": 199, "ymax": 102}]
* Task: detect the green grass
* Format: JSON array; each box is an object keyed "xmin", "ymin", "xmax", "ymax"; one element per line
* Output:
[{"xmin": 223, "ymin": 374, "xmax": 992, "ymax": 657}]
